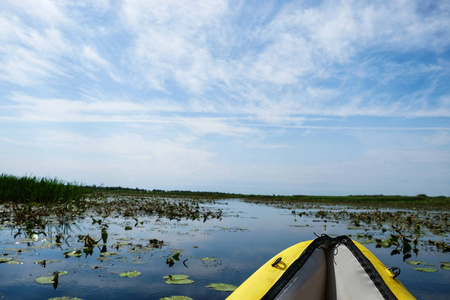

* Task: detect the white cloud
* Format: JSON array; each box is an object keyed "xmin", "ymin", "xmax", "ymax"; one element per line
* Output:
[{"xmin": 0, "ymin": 0, "xmax": 449, "ymax": 195}]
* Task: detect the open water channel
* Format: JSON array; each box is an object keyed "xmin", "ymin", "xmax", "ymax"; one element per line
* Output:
[{"xmin": 0, "ymin": 197, "xmax": 448, "ymax": 299}]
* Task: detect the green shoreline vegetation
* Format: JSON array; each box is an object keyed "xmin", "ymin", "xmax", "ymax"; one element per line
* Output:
[
  {"xmin": 1, "ymin": 173, "xmax": 449, "ymax": 208},
  {"xmin": 0, "ymin": 174, "xmax": 89, "ymax": 204}
]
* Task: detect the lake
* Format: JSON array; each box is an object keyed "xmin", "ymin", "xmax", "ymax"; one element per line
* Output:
[{"xmin": 0, "ymin": 197, "xmax": 448, "ymax": 299}]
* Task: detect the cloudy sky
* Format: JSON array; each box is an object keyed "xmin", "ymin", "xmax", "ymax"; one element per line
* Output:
[{"xmin": 1, "ymin": 0, "xmax": 449, "ymax": 196}]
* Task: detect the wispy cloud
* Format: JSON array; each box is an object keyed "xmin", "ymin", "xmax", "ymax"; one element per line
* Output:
[{"xmin": 0, "ymin": 0, "xmax": 449, "ymax": 195}]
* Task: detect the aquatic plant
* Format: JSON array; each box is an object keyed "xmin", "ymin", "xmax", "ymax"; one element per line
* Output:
[{"xmin": 0, "ymin": 174, "xmax": 89, "ymax": 204}]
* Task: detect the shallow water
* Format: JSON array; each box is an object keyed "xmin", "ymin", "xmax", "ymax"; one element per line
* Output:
[{"xmin": 0, "ymin": 199, "xmax": 448, "ymax": 300}]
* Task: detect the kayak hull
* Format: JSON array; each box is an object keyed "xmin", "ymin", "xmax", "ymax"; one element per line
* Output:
[{"xmin": 226, "ymin": 235, "xmax": 415, "ymax": 300}]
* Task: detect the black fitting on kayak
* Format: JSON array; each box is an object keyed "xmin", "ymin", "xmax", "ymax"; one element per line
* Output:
[
  {"xmin": 389, "ymin": 267, "xmax": 401, "ymax": 278},
  {"xmin": 272, "ymin": 257, "xmax": 282, "ymax": 267}
]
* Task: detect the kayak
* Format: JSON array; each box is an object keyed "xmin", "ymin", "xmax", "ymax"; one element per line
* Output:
[{"xmin": 226, "ymin": 235, "xmax": 415, "ymax": 300}]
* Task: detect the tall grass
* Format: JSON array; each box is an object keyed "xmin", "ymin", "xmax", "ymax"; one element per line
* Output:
[{"xmin": 0, "ymin": 174, "xmax": 90, "ymax": 204}]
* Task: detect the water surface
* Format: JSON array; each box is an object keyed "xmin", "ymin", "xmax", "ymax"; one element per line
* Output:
[{"xmin": 0, "ymin": 198, "xmax": 448, "ymax": 299}]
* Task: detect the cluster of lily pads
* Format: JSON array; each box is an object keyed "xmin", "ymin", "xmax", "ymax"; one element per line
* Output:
[{"xmin": 286, "ymin": 206, "xmax": 450, "ymax": 254}]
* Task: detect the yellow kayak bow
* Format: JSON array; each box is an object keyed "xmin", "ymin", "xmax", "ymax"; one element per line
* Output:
[{"xmin": 227, "ymin": 235, "xmax": 415, "ymax": 300}]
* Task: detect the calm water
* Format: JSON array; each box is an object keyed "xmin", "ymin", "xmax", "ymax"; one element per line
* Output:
[{"xmin": 0, "ymin": 199, "xmax": 448, "ymax": 299}]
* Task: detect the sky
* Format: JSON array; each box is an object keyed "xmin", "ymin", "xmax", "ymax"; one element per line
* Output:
[{"xmin": 1, "ymin": 0, "xmax": 449, "ymax": 196}]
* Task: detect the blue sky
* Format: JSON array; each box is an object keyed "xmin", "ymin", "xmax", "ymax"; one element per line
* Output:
[{"xmin": 1, "ymin": 0, "xmax": 449, "ymax": 196}]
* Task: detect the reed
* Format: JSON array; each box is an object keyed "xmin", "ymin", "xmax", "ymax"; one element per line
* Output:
[{"xmin": 0, "ymin": 174, "xmax": 90, "ymax": 204}]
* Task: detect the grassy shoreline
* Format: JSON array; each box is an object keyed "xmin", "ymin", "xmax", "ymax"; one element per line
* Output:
[
  {"xmin": 1, "ymin": 174, "xmax": 448, "ymax": 208},
  {"xmin": 0, "ymin": 174, "xmax": 90, "ymax": 204}
]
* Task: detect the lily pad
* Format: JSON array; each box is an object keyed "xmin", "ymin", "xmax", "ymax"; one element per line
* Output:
[
  {"xmin": 201, "ymin": 257, "xmax": 217, "ymax": 261},
  {"xmin": 406, "ymin": 260, "xmax": 428, "ymax": 266},
  {"xmin": 206, "ymin": 283, "xmax": 238, "ymax": 292},
  {"xmin": 100, "ymin": 251, "xmax": 119, "ymax": 257},
  {"xmin": 119, "ymin": 271, "xmax": 141, "ymax": 278},
  {"xmin": 0, "ymin": 257, "xmax": 13, "ymax": 263},
  {"xmin": 35, "ymin": 271, "xmax": 68, "ymax": 284},
  {"xmin": 441, "ymin": 262, "xmax": 450, "ymax": 270},
  {"xmin": 64, "ymin": 250, "xmax": 82, "ymax": 257},
  {"xmin": 413, "ymin": 267, "xmax": 437, "ymax": 273},
  {"xmin": 163, "ymin": 275, "xmax": 194, "ymax": 285},
  {"xmin": 35, "ymin": 259, "xmax": 61, "ymax": 265},
  {"xmin": 6, "ymin": 260, "xmax": 24, "ymax": 265},
  {"xmin": 115, "ymin": 242, "xmax": 132, "ymax": 246},
  {"xmin": 160, "ymin": 296, "xmax": 193, "ymax": 300}
]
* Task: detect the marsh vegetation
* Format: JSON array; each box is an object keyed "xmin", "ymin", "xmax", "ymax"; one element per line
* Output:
[{"xmin": 0, "ymin": 175, "xmax": 448, "ymax": 299}]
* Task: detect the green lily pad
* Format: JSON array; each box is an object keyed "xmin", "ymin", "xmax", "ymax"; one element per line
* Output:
[
  {"xmin": 172, "ymin": 252, "xmax": 180, "ymax": 261},
  {"xmin": 119, "ymin": 271, "xmax": 141, "ymax": 278},
  {"xmin": 35, "ymin": 271, "xmax": 68, "ymax": 284},
  {"xmin": 0, "ymin": 257, "xmax": 13, "ymax": 263},
  {"xmin": 163, "ymin": 275, "xmax": 194, "ymax": 285},
  {"xmin": 413, "ymin": 267, "xmax": 437, "ymax": 272},
  {"xmin": 35, "ymin": 259, "xmax": 61, "ymax": 265},
  {"xmin": 160, "ymin": 296, "xmax": 193, "ymax": 300},
  {"xmin": 64, "ymin": 250, "xmax": 82, "ymax": 257},
  {"xmin": 406, "ymin": 260, "xmax": 428, "ymax": 266},
  {"xmin": 206, "ymin": 283, "xmax": 238, "ymax": 292},
  {"xmin": 6, "ymin": 260, "xmax": 24, "ymax": 265},
  {"xmin": 441, "ymin": 262, "xmax": 450, "ymax": 270},
  {"xmin": 201, "ymin": 257, "xmax": 217, "ymax": 261}
]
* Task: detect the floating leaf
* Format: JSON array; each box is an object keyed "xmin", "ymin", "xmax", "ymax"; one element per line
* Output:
[
  {"xmin": 35, "ymin": 276, "xmax": 55, "ymax": 284},
  {"xmin": 6, "ymin": 260, "xmax": 24, "ymax": 265},
  {"xmin": 100, "ymin": 252, "xmax": 118, "ymax": 257},
  {"xmin": 206, "ymin": 283, "xmax": 238, "ymax": 292},
  {"xmin": 35, "ymin": 271, "xmax": 67, "ymax": 284},
  {"xmin": 201, "ymin": 257, "xmax": 217, "ymax": 261},
  {"xmin": 441, "ymin": 262, "xmax": 450, "ymax": 270},
  {"xmin": 160, "ymin": 296, "xmax": 193, "ymax": 300},
  {"xmin": 64, "ymin": 250, "xmax": 82, "ymax": 257},
  {"xmin": 406, "ymin": 260, "xmax": 428, "ymax": 266},
  {"xmin": 35, "ymin": 259, "xmax": 62, "ymax": 265},
  {"xmin": 115, "ymin": 242, "xmax": 132, "ymax": 246},
  {"xmin": 413, "ymin": 267, "xmax": 437, "ymax": 272},
  {"xmin": 163, "ymin": 275, "xmax": 194, "ymax": 285},
  {"xmin": 119, "ymin": 271, "xmax": 141, "ymax": 278},
  {"xmin": 0, "ymin": 257, "xmax": 13, "ymax": 263},
  {"xmin": 172, "ymin": 252, "xmax": 180, "ymax": 261}
]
